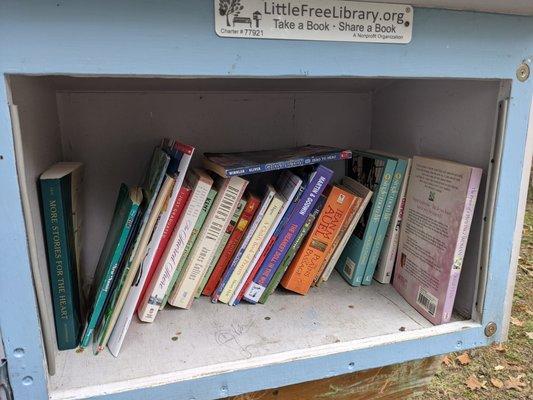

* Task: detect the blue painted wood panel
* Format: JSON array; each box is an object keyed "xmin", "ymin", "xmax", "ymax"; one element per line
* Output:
[{"xmin": 0, "ymin": 1, "xmax": 531, "ymax": 399}]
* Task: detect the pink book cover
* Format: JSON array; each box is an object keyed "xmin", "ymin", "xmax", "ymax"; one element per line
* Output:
[{"xmin": 393, "ymin": 156, "xmax": 482, "ymax": 325}]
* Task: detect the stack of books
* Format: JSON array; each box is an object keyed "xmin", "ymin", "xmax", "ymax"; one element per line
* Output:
[{"xmin": 39, "ymin": 141, "xmax": 481, "ymax": 357}]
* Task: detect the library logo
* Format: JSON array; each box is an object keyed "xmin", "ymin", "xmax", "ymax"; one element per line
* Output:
[{"xmin": 219, "ymin": 0, "xmax": 262, "ymax": 28}]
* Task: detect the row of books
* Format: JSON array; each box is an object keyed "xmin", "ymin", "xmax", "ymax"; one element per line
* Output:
[{"xmin": 39, "ymin": 142, "xmax": 482, "ymax": 356}]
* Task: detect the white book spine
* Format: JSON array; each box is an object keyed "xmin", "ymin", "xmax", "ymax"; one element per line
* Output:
[
  {"xmin": 107, "ymin": 150, "xmax": 191, "ymax": 357},
  {"xmin": 137, "ymin": 180, "xmax": 211, "ymax": 322},
  {"xmin": 169, "ymin": 177, "xmax": 247, "ymax": 309},
  {"xmin": 374, "ymin": 159, "xmax": 411, "ymax": 283}
]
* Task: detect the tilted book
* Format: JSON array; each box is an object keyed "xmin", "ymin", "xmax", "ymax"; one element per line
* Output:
[
  {"xmin": 260, "ymin": 195, "xmax": 325, "ymax": 304},
  {"xmin": 393, "ymin": 157, "xmax": 482, "ymax": 325},
  {"xmin": 374, "ymin": 154, "xmax": 412, "ymax": 284},
  {"xmin": 169, "ymin": 175, "xmax": 248, "ymax": 309},
  {"xmin": 335, "ymin": 153, "xmax": 397, "ymax": 286},
  {"xmin": 204, "ymin": 144, "xmax": 351, "ymax": 177},
  {"xmin": 363, "ymin": 154, "xmax": 408, "ymax": 285},
  {"xmin": 78, "ymin": 184, "xmax": 142, "ymax": 350},
  {"xmin": 318, "ymin": 177, "xmax": 372, "ymax": 284},
  {"xmin": 137, "ymin": 169, "xmax": 213, "ymax": 323},
  {"xmin": 195, "ymin": 198, "xmax": 246, "ymax": 298},
  {"xmin": 219, "ymin": 192, "xmax": 284, "ymax": 304},
  {"xmin": 211, "ymin": 186, "xmax": 276, "ymax": 303},
  {"xmin": 243, "ymin": 165, "xmax": 333, "ymax": 303},
  {"xmin": 160, "ymin": 187, "xmax": 218, "ymax": 309},
  {"xmin": 40, "ymin": 162, "xmax": 84, "ymax": 350},
  {"xmin": 202, "ymin": 194, "xmax": 261, "ymax": 297},
  {"xmin": 230, "ymin": 171, "xmax": 303, "ymax": 305},
  {"xmin": 281, "ymin": 186, "xmax": 359, "ymax": 295}
]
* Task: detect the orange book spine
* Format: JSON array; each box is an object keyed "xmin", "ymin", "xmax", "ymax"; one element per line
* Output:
[{"xmin": 281, "ymin": 186, "xmax": 356, "ymax": 294}]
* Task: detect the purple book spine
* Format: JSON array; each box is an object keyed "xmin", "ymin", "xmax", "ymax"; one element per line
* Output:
[{"xmin": 243, "ymin": 165, "xmax": 333, "ymax": 303}]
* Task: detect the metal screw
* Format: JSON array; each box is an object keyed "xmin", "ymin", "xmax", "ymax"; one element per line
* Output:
[
  {"xmin": 516, "ymin": 63, "xmax": 530, "ymax": 82},
  {"xmin": 406, "ymin": 7, "xmax": 411, "ymax": 13},
  {"xmin": 485, "ymin": 322, "xmax": 497, "ymax": 337},
  {"xmin": 404, "ymin": 21, "xmax": 410, "ymax": 27}
]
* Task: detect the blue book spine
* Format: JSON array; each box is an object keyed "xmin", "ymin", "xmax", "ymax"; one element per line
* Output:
[
  {"xmin": 243, "ymin": 165, "xmax": 333, "ymax": 303},
  {"xmin": 363, "ymin": 159, "xmax": 408, "ymax": 285},
  {"xmin": 226, "ymin": 153, "xmax": 348, "ymax": 176},
  {"xmin": 336, "ymin": 159, "xmax": 397, "ymax": 286}
]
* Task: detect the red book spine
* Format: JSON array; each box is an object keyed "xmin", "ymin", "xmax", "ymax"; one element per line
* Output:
[
  {"xmin": 236, "ymin": 235, "xmax": 275, "ymax": 302},
  {"xmin": 202, "ymin": 195, "xmax": 260, "ymax": 296},
  {"xmin": 135, "ymin": 186, "xmax": 191, "ymax": 310}
]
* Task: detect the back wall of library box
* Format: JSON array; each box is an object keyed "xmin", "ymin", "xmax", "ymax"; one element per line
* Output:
[{"xmin": 9, "ymin": 75, "xmax": 505, "ymax": 391}]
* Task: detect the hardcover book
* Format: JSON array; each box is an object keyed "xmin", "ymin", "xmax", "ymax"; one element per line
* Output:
[
  {"xmin": 260, "ymin": 195, "xmax": 325, "ymax": 304},
  {"xmin": 281, "ymin": 185, "xmax": 359, "ymax": 295},
  {"xmin": 230, "ymin": 171, "xmax": 303, "ymax": 305},
  {"xmin": 243, "ymin": 165, "xmax": 333, "ymax": 303},
  {"xmin": 318, "ymin": 177, "xmax": 372, "ymax": 284},
  {"xmin": 169, "ymin": 175, "xmax": 248, "ymax": 309},
  {"xmin": 211, "ymin": 186, "xmax": 276, "ymax": 303},
  {"xmin": 374, "ymin": 154, "xmax": 412, "ymax": 284},
  {"xmin": 160, "ymin": 187, "xmax": 218, "ymax": 309},
  {"xmin": 393, "ymin": 156, "xmax": 482, "ymax": 325},
  {"xmin": 363, "ymin": 154, "xmax": 408, "ymax": 285},
  {"xmin": 335, "ymin": 153, "xmax": 397, "ymax": 286},
  {"xmin": 202, "ymin": 193, "xmax": 261, "ymax": 297},
  {"xmin": 40, "ymin": 162, "xmax": 84, "ymax": 350},
  {"xmin": 137, "ymin": 169, "xmax": 213, "ymax": 323},
  {"xmin": 78, "ymin": 184, "xmax": 142, "ymax": 350},
  {"xmin": 204, "ymin": 144, "xmax": 351, "ymax": 177},
  {"xmin": 195, "ymin": 198, "xmax": 246, "ymax": 298}
]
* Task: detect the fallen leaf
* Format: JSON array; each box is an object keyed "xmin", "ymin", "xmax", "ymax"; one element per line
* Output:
[
  {"xmin": 494, "ymin": 365, "xmax": 505, "ymax": 371},
  {"xmin": 525, "ymin": 332, "xmax": 533, "ymax": 340},
  {"xmin": 466, "ymin": 375, "xmax": 484, "ymax": 390},
  {"xmin": 505, "ymin": 376, "xmax": 527, "ymax": 391},
  {"xmin": 442, "ymin": 356, "xmax": 453, "ymax": 366},
  {"xmin": 456, "ymin": 352, "xmax": 471, "ymax": 365},
  {"xmin": 494, "ymin": 343, "xmax": 506, "ymax": 353},
  {"xmin": 510, "ymin": 317, "xmax": 524, "ymax": 327},
  {"xmin": 525, "ymin": 309, "xmax": 533, "ymax": 316},
  {"xmin": 491, "ymin": 378, "xmax": 504, "ymax": 388}
]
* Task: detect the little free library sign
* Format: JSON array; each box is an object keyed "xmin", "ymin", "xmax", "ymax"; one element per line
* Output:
[{"xmin": 214, "ymin": 0, "xmax": 413, "ymax": 43}]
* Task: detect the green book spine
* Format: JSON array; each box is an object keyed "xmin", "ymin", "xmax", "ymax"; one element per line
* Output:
[
  {"xmin": 78, "ymin": 185, "xmax": 140, "ymax": 349},
  {"xmin": 259, "ymin": 196, "xmax": 325, "ymax": 304},
  {"xmin": 41, "ymin": 178, "xmax": 81, "ymax": 350},
  {"xmin": 337, "ymin": 158, "xmax": 397, "ymax": 286},
  {"xmin": 160, "ymin": 187, "xmax": 218, "ymax": 309},
  {"xmin": 363, "ymin": 159, "xmax": 408, "ymax": 285},
  {"xmin": 195, "ymin": 198, "xmax": 246, "ymax": 298}
]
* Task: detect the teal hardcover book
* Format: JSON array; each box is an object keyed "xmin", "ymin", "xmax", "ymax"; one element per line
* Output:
[
  {"xmin": 40, "ymin": 162, "xmax": 83, "ymax": 350},
  {"xmin": 78, "ymin": 184, "xmax": 142, "ymax": 349},
  {"xmin": 363, "ymin": 156, "xmax": 408, "ymax": 285},
  {"xmin": 335, "ymin": 153, "xmax": 397, "ymax": 286}
]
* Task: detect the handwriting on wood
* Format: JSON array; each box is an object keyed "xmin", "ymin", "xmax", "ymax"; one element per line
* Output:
[{"xmin": 227, "ymin": 356, "xmax": 440, "ymax": 400}]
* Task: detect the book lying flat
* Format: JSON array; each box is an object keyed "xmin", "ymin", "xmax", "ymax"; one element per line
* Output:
[
  {"xmin": 204, "ymin": 145, "xmax": 351, "ymax": 178},
  {"xmin": 393, "ymin": 156, "xmax": 482, "ymax": 325}
]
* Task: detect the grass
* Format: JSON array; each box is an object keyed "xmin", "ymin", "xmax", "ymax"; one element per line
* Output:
[{"xmin": 413, "ymin": 194, "xmax": 533, "ymax": 399}]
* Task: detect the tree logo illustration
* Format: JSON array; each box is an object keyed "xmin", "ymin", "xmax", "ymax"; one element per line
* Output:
[{"xmin": 219, "ymin": 0, "xmax": 244, "ymax": 27}]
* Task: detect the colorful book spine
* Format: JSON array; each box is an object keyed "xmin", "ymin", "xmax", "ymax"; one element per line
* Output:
[
  {"xmin": 159, "ymin": 188, "xmax": 217, "ymax": 309},
  {"xmin": 202, "ymin": 194, "xmax": 261, "ymax": 296},
  {"xmin": 40, "ymin": 177, "xmax": 81, "ymax": 350},
  {"xmin": 374, "ymin": 158, "xmax": 411, "ymax": 284},
  {"xmin": 335, "ymin": 157, "xmax": 397, "ymax": 286},
  {"xmin": 169, "ymin": 176, "xmax": 248, "ymax": 309},
  {"xmin": 243, "ymin": 165, "xmax": 333, "ymax": 303},
  {"xmin": 219, "ymin": 193, "xmax": 284, "ymax": 304},
  {"xmin": 195, "ymin": 198, "xmax": 246, "ymax": 298},
  {"xmin": 211, "ymin": 187, "xmax": 276, "ymax": 302},
  {"xmin": 363, "ymin": 158, "xmax": 407, "ymax": 285},
  {"xmin": 281, "ymin": 186, "xmax": 358, "ymax": 294},
  {"xmin": 95, "ymin": 175, "xmax": 174, "ymax": 353},
  {"xmin": 318, "ymin": 178, "xmax": 372, "ymax": 284},
  {"xmin": 259, "ymin": 196, "xmax": 325, "ymax": 304},
  {"xmin": 230, "ymin": 171, "xmax": 302, "ymax": 305},
  {"xmin": 78, "ymin": 184, "xmax": 141, "ymax": 350},
  {"xmin": 137, "ymin": 170, "xmax": 213, "ymax": 322}
]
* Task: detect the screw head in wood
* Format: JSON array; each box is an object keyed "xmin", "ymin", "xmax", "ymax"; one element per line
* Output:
[
  {"xmin": 516, "ymin": 63, "xmax": 530, "ymax": 82},
  {"xmin": 484, "ymin": 322, "xmax": 497, "ymax": 337}
]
